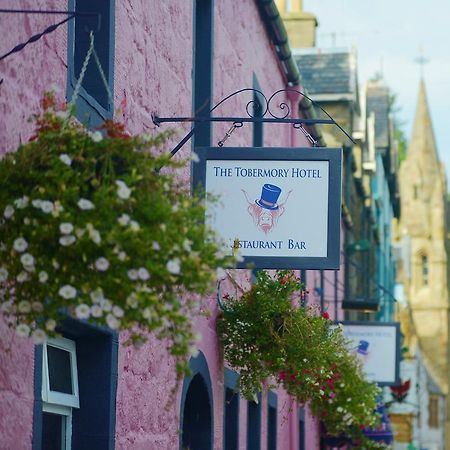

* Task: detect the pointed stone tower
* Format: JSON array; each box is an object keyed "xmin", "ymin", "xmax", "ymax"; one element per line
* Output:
[{"xmin": 399, "ymin": 78, "xmax": 450, "ymax": 441}]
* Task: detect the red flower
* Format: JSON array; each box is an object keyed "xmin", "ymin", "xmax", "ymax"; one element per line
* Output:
[
  {"xmin": 278, "ymin": 371, "xmax": 286, "ymax": 381},
  {"xmin": 322, "ymin": 311, "xmax": 330, "ymax": 320}
]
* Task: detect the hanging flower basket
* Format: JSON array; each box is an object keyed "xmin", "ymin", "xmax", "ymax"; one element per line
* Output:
[
  {"xmin": 0, "ymin": 93, "xmax": 235, "ymax": 376},
  {"xmin": 217, "ymin": 270, "xmax": 388, "ymax": 448}
]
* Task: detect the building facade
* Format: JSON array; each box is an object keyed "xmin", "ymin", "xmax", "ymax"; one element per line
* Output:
[
  {"xmin": 0, "ymin": 1, "xmax": 334, "ymax": 449},
  {"xmin": 396, "ymin": 78, "xmax": 450, "ymax": 448}
]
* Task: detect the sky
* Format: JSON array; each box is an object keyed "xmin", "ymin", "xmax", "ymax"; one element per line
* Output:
[{"xmin": 303, "ymin": 0, "xmax": 450, "ymax": 183}]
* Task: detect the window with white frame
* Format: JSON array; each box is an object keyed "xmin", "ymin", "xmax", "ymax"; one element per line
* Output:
[{"xmin": 41, "ymin": 337, "xmax": 79, "ymax": 450}]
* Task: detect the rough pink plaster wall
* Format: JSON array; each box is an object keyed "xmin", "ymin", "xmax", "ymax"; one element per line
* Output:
[
  {"xmin": 0, "ymin": 0, "xmax": 68, "ymax": 156},
  {"xmin": 0, "ymin": 1, "xmax": 69, "ymax": 447},
  {"xmin": 0, "ymin": 0, "xmax": 324, "ymax": 448},
  {"xmin": 0, "ymin": 316, "xmax": 36, "ymax": 449}
]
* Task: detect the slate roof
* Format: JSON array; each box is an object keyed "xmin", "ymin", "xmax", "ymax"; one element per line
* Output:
[
  {"xmin": 366, "ymin": 84, "xmax": 390, "ymax": 149},
  {"xmin": 294, "ymin": 51, "xmax": 356, "ymax": 96}
]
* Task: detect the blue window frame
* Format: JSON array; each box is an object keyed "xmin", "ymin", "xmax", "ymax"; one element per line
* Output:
[
  {"xmin": 247, "ymin": 393, "xmax": 261, "ymax": 450},
  {"xmin": 193, "ymin": 0, "xmax": 214, "ymax": 147},
  {"xmin": 223, "ymin": 368, "xmax": 239, "ymax": 450},
  {"xmin": 32, "ymin": 318, "xmax": 118, "ymax": 450},
  {"xmin": 180, "ymin": 352, "xmax": 214, "ymax": 450},
  {"xmin": 298, "ymin": 407, "xmax": 305, "ymax": 450},
  {"xmin": 67, "ymin": 0, "xmax": 115, "ymax": 127},
  {"xmin": 267, "ymin": 391, "xmax": 277, "ymax": 450}
]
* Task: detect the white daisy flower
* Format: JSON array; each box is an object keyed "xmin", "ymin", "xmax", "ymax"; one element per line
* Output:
[
  {"xmin": 142, "ymin": 307, "xmax": 153, "ymax": 320},
  {"xmin": 183, "ymin": 239, "xmax": 192, "ymax": 252},
  {"xmin": 40, "ymin": 201, "xmax": 54, "ymax": 214},
  {"xmin": 100, "ymin": 298, "xmax": 112, "ymax": 312},
  {"xmin": 13, "ymin": 237, "xmax": 28, "ymax": 253},
  {"xmin": 32, "ymin": 329, "xmax": 47, "ymax": 345},
  {"xmin": 152, "ymin": 241, "xmax": 161, "ymax": 251},
  {"xmin": 3, "ymin": 205, "xmax": 14, "ymax": 219},
  {"xmin": 116, "ymin": 180, "xmax": 131, "ymax": 200},
  {"xmin": 20, "ymin": 253, "xmax": 35, "ymax": 267},
  {"xmin": 58, "ymin": 285, "xmax": 77, "ymax": 299},
  {"xmin": 216, "ymin": 267, "xmax": 226, "ymax": 280},
  {"xmin": 59, "ymin": 153, "xmax": 72, "ymax": 166},
  {"xmin": 18, "ymin": 300, "xmax": 31, "ymax": 313},
  {"xmin": 118, "ymin": 251, "xmax": 127, "ymax": 261},
  {"xmin": 17, "ymin": 271, "xmax": 29, "ymax": 283},
  {"xmin": 32, "ymin": 199, "xmax": 42, "ymax": 209},
  {"xmin": 127, "ymin": 269, "xmax": 139, "ymax": 281},
  {"xmin": 59, "ymin": 235, "xmax": 76, "ymax": 246},
  {"xmin": 90, "ymin": 288, "xmax": 104, "ymax": 303},
  {"xmin": 75, "ymin": 304, "xmax": 90, "ymax": 319},
  {"xmin": 118, "ymin": 213, "xmax": 130, "ymax": 226},
  {"xmin": 0, "ymin": 242, "xmax": 6, "ymax": 252},
  {"xmin": 166, "ymin": 258, "xmax": 181, "ymax": 275},
  {"xmin": 129, "ymin": 220, "xmax": 140, "ymax": 232},
  {"xmin": 14, "ymin": 196, "xmax": 29, "ymax": 209},
  {"xmin": 52, "ymin": 259, "xmax": 60, "ymax": 270},
  {"xmin": 112, "ymin": 305, "xmax": 124, "ymax": 318},
  {"xmin": 95, "ymin": 257, "xmax": 110, "ymax": 271},
  {"xmin": 138, "ymin": 267, "xmax": 150, "ymax": 281},
  {"xmin": 126, "ymin": 293, "xmax": 138, "ymax": 308},
  {"xmin": 106, "ymin": 313, "xmax": 120, "ymax": 329},
  {"xmin": 91, "ymin": 304, "xmax": 103, "ymax": 317},
  {"xmin": 0, "ymin": 267, "xmax": 8, "ymax": 283},
  {"xmin": 23, "ymin": 217, "xmax": 30, "ymax": 225},
  {"xmin": 45, "ymin": 319, "xmax": 56, "ymax": 332},
  {"xmin": 89, "ymin": 131, "xmax": 103, "ymax": 142},
  {"xmin": 172, "ymin": 204, "xmax": 179, "ymax": 212},
  {"xmin": 52, "ymin": 201, "xmax": 64, "ymax": 217},
  {"xmin": 89, "ymin": 228, "xmax": 101, "ymax": 244},
  {"xmin": 59, "ymin": 222, "xmax": 74, "ymax": 234},
  {"xmin": 16, "ymin": 323, "xmax": 30, "ymax": 338},
  {"xmin": 77, "ymin": 198, "xmax": 95, "ymax": 210},
  {"xmin": 189, "ymin": 345, "xmax": 199, "ymax": 357}
]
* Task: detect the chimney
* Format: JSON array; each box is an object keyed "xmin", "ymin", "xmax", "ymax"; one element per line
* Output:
[{"xmin": 275, "ymin": 0, "xmax": 317, "ymax": 49}]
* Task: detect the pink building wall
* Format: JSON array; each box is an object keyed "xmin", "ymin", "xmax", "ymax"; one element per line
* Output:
[{"xmin": 0, "ymin": 1, "xmax": 342, "ymax": 449}]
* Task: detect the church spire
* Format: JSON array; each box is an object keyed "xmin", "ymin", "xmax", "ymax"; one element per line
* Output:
[{"xmin": 407, "ymin": 79, "xmax": 440, "ymax": 175}]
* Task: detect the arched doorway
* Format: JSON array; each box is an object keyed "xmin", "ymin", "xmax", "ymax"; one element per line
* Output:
[{"xmin": 180, "ymin": 352, "xmax": 213, "ymax": 450}]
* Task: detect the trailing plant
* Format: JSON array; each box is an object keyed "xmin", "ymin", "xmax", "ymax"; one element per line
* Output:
[
  {"xmin": 217, "ymin": 270, "xmax": 389, "ymax": 448},
  {"xmin": 0, "ymin": 92, "xmax": 235, "ymax": 376}
]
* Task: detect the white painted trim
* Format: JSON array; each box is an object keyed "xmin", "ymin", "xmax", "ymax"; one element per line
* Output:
[
  {"xmin": 42, "ymin": 337, "xmax": 80, "ymax": 408},
  {"xmin": 42, "ymin": 402, "xmax": 72, "ymax": 450}
]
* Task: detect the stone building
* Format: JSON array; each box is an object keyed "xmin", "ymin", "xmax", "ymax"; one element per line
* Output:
[{"xmin": 397, "ymin": 78, "xmax": 450, "ymax": 447}]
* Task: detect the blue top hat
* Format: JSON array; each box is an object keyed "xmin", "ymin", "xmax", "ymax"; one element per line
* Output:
[
  {"xmin": 357, "ymin": 340, "xmax": 370, "ymax": 355},
  {"xmin": 256, "ymin": 184, "xmax": 282, "ymax": 210}
]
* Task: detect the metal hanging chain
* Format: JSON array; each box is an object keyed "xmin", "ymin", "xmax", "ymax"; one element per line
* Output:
[
  {"xmin": 294, "ymin": 122, "xmax": 318, "ymax": 147},
  {"xmin": 91, "ymin": 45, "xmax": 114, "ymax": 109},
  {"xmin": 217, "ymin": 121, "xmax": 243, "ymax": 147},
  {"xmin": 68, "ymin": 31, "xmax": 95, "ymax": 108}
]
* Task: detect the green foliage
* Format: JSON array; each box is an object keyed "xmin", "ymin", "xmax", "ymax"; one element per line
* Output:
[
  {"xmin": 0, "ymin": 93, "xmax": 235, "ymax": 376},
  {"xmin": 217, "ymin": 270, "xmax": 388, "ymax": 447}
]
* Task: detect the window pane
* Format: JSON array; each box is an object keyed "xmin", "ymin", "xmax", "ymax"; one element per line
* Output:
[
  {"xmin": 224, "ymin": 387, "xmax": 238, "ymax": 450},
  {"xmin": 247, "ymin": 399, "xmax": 261, "ymax": 450},
  {"xmin": 48, "ymin": 346, "xmax": 73, "ymax": 394},
  {"xmin": 41, "ymin": 412, "xmax": 66, "ymax": 450},
  {"xmin": 267, "ymin": 405, "xmax": 277, "ymax": 450},
  {"xmin": 74, "ymin": 0, "xmax": 111, "ymax": 109}
]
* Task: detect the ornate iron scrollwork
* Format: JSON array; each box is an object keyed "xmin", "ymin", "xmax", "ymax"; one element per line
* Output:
[{"xmin": 152, "ymin": 87, "xmax": 355, "ymax": 156}]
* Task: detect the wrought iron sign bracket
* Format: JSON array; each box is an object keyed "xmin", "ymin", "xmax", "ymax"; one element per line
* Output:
[{"xmin": 152, "ymin": 88, "xmax": 356, "ymax": 156}]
